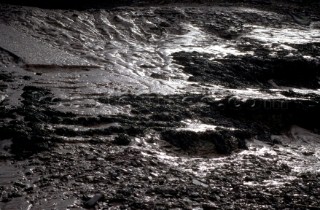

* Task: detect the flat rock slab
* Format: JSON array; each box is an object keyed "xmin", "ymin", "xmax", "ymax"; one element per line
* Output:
[{"xmin": 0, "ymin": 23, "xmax": 96, "ymax": 67}]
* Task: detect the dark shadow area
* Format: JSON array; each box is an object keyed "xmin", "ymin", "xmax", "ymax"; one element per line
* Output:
[
  {"xmin": 173, "ymin": 52, "xmax": 320, "ymax": 89},
  {"xmin": 1, "ymin": 0, "xmax": 320, "ymax": 9},
  {"xmin": 0, "ymin": 0, "xmax": 135, "ymax": 9}
]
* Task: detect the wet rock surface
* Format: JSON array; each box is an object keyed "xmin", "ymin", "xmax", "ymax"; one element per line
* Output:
[{"xmin": 0, "ymin": 1, "xmax": 320, "ymax": 209}]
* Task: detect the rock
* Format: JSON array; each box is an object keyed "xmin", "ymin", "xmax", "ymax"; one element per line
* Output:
[
  {"xmin": 192, "ymin": 179, "xmax": 209, "ymax": 188},
  {"xmin": 13, "ymin": 182, "xmax": 27, "ymax": 188},
  {"xmin": 86, "ymin": 176, "xmax": 94, "ymax": 182},
  {"xmin": 84, "ymin": 193, "xmax": 104, "ymax": 208},
  {"xmin": 161, "ymin": 129, "xmax": 248, "ymax": 155},
  {"xmin": 290, "ymin": 12, "xmax": 311, "ymax": 26},
  {"xmin": 302, "ymin": 151, "xmax": 315, "ymax": 156},
  {"xmin": 113, "ymin": 134, "xmax": 131, "ymax": 146},
  {"xmin": 150, "ymin": 73, "xmax": 169, "ymax": 80},
  {"xmin": 24, "ymin": 185, "xmax": 34, "ymax": 192},
  {"xmin": 202, "ymin": 202, "xmax": 219, "ymax": 210}
]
